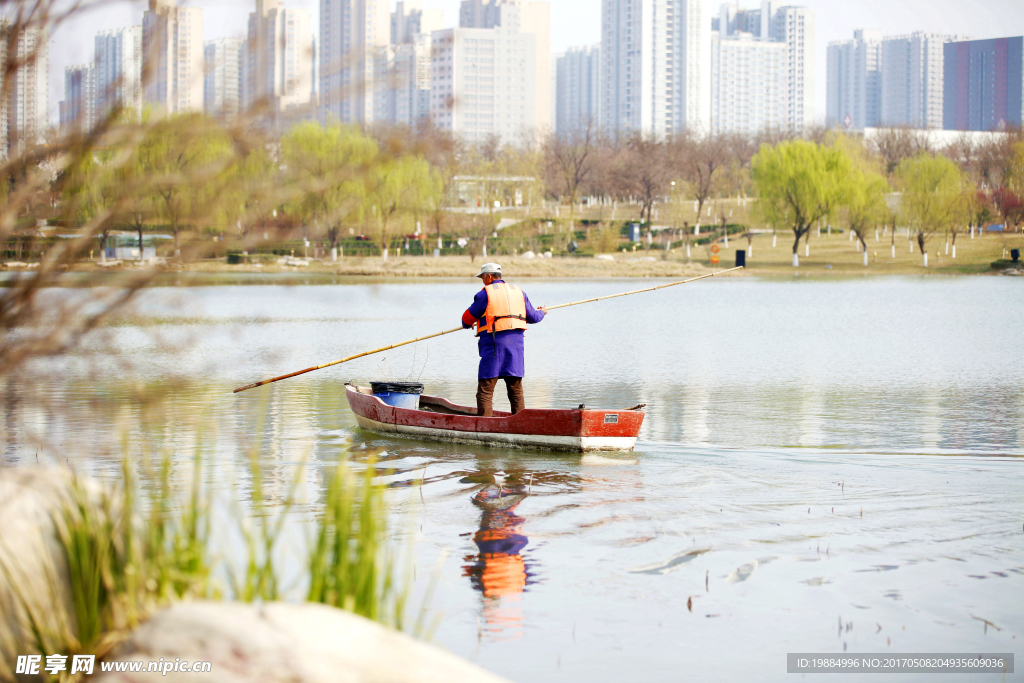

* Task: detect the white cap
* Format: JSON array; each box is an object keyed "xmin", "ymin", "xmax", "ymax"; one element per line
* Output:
[{"xmin": 475, "ymin": 262, "xmax": 502, "ymax": 278}]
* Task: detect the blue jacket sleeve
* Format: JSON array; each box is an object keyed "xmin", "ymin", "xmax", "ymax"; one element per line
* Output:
[
  {"xmin": 523, "ymin": 292, "xmax": 545, "ymax": 324},
  {"xmin": 462, "ymin": 289, "xmax": 489, "ymax": 328}
]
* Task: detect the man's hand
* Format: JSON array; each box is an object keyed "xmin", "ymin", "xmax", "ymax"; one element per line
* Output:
[{"xmin": 538, "ymin": 306, "xmax": 548, "ymax": 313}]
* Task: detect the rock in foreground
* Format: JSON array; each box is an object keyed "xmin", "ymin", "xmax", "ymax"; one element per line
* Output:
[{"xmin": 95, "ymin": 601, "xmax": 512, "ymax": 683}]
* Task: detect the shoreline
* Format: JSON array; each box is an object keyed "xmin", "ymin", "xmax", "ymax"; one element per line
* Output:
[{"xmin": 5, "ymin": 229, "xmax": 1022, "ymax": 282}]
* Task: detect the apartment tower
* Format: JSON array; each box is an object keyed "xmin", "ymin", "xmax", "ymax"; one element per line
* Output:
[
  {"xmin": 142, "ymin": 0, "xmax": 204, "ymax": 113},
  {"xmin": 94, "ymin": 26, "xmax": 143, "ymax": 122},
  {"xmin": 319, "ymin": 0, "xmax": 390, "ymax": 124},
  {"xmin": 600, "ymin": 0, "xmax": 710, "ymax": 137},
  {"xmin": 826, "ymin": 29, "xmax": 882, "ymax": 130}
]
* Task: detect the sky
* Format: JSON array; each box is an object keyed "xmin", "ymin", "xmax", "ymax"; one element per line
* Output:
[{"xmin": 47, "ymin": 0, "xmax": 1024, "ymax": 125}]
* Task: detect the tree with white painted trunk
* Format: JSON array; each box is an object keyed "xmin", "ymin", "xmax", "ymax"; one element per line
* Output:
[
  {"xmin": 896, "ymin": 154, "xmax": 971, "ymax": 268},
  {"xmin": 752, "ymin": 139, "xmax": 851, "ymax": 267},
  {"xmin": 843, "ymin": 165, "xmax": 889, "ymax": 267}
]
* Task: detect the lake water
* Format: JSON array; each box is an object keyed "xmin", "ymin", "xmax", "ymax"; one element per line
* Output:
[{"xmin": 2, "ymin": 274, "xmax": 1023, "ymax": 682}]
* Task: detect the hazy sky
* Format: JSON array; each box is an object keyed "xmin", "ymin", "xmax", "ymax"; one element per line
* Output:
[{"xmin": 48, "ymin": 0, "xmax": 1024, "ymax": 125}]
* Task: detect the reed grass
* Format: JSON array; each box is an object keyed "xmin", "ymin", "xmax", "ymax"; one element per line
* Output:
[{"xmin": 1, "ymin": 442, "xmax": 429, "ymax": 683}]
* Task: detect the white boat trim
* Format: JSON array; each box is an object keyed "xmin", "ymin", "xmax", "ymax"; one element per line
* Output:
[{"xmin": 354, "ymin": 415, "xmax": 637, "ymax": 452}]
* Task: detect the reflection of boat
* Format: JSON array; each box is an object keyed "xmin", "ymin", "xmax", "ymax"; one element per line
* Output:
[{"xmin": 345, "ymin": 383, "xmax": 645, "ymax": 452}]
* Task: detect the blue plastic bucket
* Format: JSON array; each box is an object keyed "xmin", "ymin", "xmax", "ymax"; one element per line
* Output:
[{"xmin": 370, "ymin": 381, "xmax": 424, "ymax": 409}]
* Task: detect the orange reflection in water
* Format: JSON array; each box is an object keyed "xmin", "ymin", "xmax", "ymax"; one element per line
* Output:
[{"xmin": 461, "ymin": 485, "xmax": 536, "ymax": 641}]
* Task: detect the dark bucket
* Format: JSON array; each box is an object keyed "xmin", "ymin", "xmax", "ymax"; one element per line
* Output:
[{"xmin": 370, "ymin": 381, "xmax": 424, "ymax": 410}]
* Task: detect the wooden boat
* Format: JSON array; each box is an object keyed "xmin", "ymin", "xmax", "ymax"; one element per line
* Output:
[{"xmin": 345, "ymin": 383, "xmax": 645, "ymax": 452}]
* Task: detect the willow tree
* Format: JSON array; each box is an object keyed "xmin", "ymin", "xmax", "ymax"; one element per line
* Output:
[
  {"xmin": 896, "ymin": 153, "xmax": 970, "ymax": 267},
  {"xmin": 282, "ymin": 122, "xmax": 378, "ymax": 260},
  {"xmin": 365, "ymin": 155, "xmax": 439, "ymax": 260},
  {"xmin": 142, "ymin": 114, "xmax": 236, "ymax": 259},
  {"xmin": 833, "ymin": 135, "xmax": 891, "ymax": 265},
  {"xmin": 752, "ymin": 139, "xmax": 851, "ymax": 266}
]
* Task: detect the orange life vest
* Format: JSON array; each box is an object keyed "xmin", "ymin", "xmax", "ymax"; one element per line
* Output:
[{"xmin": 476, "ymin": 282, "xmax": 528, "ymax": 336}]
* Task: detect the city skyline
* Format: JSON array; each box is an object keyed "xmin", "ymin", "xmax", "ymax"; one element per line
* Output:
[{"xmin": 40, "ymin": 0, "xmax": 1024, "ymax": 127}]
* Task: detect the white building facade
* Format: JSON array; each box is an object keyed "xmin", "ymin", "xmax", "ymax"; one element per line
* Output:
[
  {"xmin": 246, "ymin": 0, "xmax": 314, "ymax": 115},
  {"xmin": 429, "ymin": 27, "xmax": 536, "ymax": 142},
  {"xmin": 205, "ymin": 38, "xmax": 243, "ymax": 119},
  {"xmin": 319, "ymin": 0, "xmax": 389, "ymax": 125},
  {"xmin": 142, "ymin": 0, "xmax": 204, "ymax": 113},
  {"xmin": 710, "ymin": 32, "xmax": 785, "ymax": 134},
  {"xmin": 459, "ymin": 0, "xmax": 551, "ymax": 134},
  {"xmin": 600, "ymin": 0, "xmax": 710, "ymax": 137},
  {"xmin": 555, "ymin": 44, "xmax": 601, "ymax": 135},
  {"xmin": 880, "ymin": 32, "xmax": 963, "ymax": 129},
  {"xmin": 826, "ymin": 29, "xmax": 882, "ymax": 131},
  {"xmin": 3, "ymin": 23, "xmax": 49, "ymax": 153},
  {"xmin": 94, "ymin": 26, "xmax": 143, "ymax": 122},
  {"xmin": 766, "ymin": 4, "xmax": 814, "ymax": 133}
]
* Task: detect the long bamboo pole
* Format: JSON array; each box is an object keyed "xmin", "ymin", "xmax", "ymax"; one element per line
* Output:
[{"xmin": 233, "ymin": 265, "xmax": 743, "ymax": 393}]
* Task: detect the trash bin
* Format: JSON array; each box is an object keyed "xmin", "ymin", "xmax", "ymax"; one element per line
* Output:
[
  {"xmin": 1012, "ymin": 248, "xmax": 1020, "ymax": 263},
  {"xmin": 735, "ymin": 250, "xmax": 746, "ymax": 268},
  {"xmin": 370, "ymin": 382, "xmax": 424, "ymax": 409}
]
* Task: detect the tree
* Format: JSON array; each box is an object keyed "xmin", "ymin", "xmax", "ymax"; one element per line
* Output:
[
  {"xmin": 752, "ymin": 139, "xmax": 852, "ymax": 266},
  {"xmin": 868, "ymin": 126, "xmax": 932, "ymax": 177},
  {"xmin": 143, "ymin": 114, "xmax": 235, "ymax": 259},
  {"xmin": 221, "ymin": 142, "xmax": 277, "ymax": 249},
  {"xmin": 282, "ymin": 121, "xmax": 378, "ymax": 259},
  {"xmin": 896, "ymin": 153, "xmax": 970, "ymax": 266},
  {"xmin": 844, "ymin": 168, "xmax": 889, "ymax": 265},
  {"xmin": 365, "ymin": 155, "xmax": 438, "ymax": 260},
  {"xmin": 671, "ymin": 133, "xmax": 728, "ymax": 226},
  {"xmin": 60, "ymin": 146, "xmax": 119, "ymax": 262},
  {"xmin": 834, "ymin": 134, "xmax": 890, "ymax": 265},
  {"xmin": 612, "ymin": 133, "xmax": 669, "ymax": 237},
  {"xmin": 545, "ymin": 119, "xmax": 597, "ymax": 233},
  {"xmin": 991, "ymin": 186, "xmax": 1024, "ymax": 232}
]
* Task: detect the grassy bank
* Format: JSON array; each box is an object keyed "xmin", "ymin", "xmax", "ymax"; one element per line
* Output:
[
  {"xmin": 16, "ymin": 223, "xmax": 1022, "ymax": 280},
  {"xmin": 167, "ymin": 229, "xmax": 1024, "ymax": 278}
]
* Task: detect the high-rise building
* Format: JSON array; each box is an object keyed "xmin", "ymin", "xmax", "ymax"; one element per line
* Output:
[
  {"xmin": 94, "ymin": 27, "xmax": 143, "ymax": 122},
  {"xmin": 374, "ymin": 35, "xmax": 433, "ymax": 127},
  {"xmin": 205, "ymin": 38, "xmax": 243, "ymax": 119},
  {"xmin": 60, "ymin": 65, "xmax": 94, "ymax": 132},
  {"xmin": 319, "ymin": 0, "xmax": 390, "ymax": 125},
  {"xmin": 369, "ymin": 1, "xmax": 441, "ymax": 128},
  {"xmin": 429, "ymin": 27, "xmax": 536, "ymax": 142},
  {"xmin": 142, "ymin": 0, "xmax": 204, "ymax": 113},
  {"xmin": 826, "ymin": 29, "xmax": 882, "ymax": 131},
  {"xmin": 555, "ymin": 44, "xmax": 600, "ymax": 135},
  {"xmin": 765, "ymin": 4, "xmax": 814, "ymax": 133},
  {"xmin": 944, "ymin": 36, "xmax": 1023, "ymax": 131},
  {"xmin": 246, "ymin": 0, "xmax": 314, "ymax": 115},
  {"xmin": 2, "ymin": 23, "xmax": 48, "ymax": 153},
  {"xmin": 600, "ymin": 0, "xmax": 710, "ymax": 137},
  {"xmin": 392, "ymin": 1, "xmax": 443, "ymax": 44},
  {"xmin": 880, "ymin": 32, "xmax": 966, "ymax": 129},
  {"xmin": 459, "ymin": 0, "xmax": 551, "ymax": 133},
  {"xmin": 710, "ymin": 31, "xmax": 786, "ymax": 134}
]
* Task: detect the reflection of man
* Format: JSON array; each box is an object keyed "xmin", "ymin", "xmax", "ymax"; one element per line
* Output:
[
  {"xmin": 461, "ymin": 263, "xmax": 546, "ymax": 417},
  {"xmin": 462, "ymin": 486, "xmax": 531, "ymax": 599}
]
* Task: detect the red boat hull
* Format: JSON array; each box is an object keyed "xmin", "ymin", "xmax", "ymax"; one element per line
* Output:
[{"xmin": 345, "ymin": 384, "xmax": 644, "ymax": 452}]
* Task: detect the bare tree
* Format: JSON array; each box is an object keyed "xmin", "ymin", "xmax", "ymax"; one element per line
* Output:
[
  {"xmin": 670, "ymin": 132, "xmax": 728, "ymax": 226},
  {"xmin": 614, "ymin": 133, "xmax": 670, "ymax": 232},
  {"xmin": 868, "ymin": 126, "xmax": 933, "ymax": 177},
  {"xmin": 545, "ymin": 119, "xmax": 597, "ymax": 232}
]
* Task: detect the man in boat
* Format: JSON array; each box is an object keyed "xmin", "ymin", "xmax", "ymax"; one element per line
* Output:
[{"xmin": 461, "ymin": 263, "xmax": 546, "ymax": 417}]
